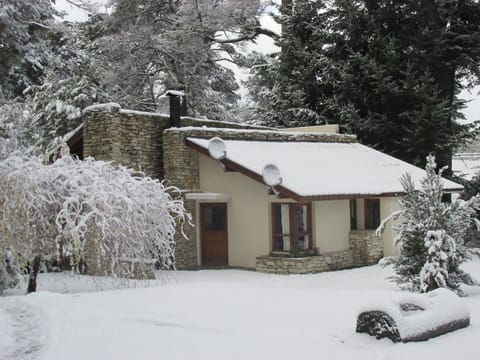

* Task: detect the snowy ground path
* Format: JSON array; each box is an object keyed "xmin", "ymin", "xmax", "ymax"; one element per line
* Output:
[{"xmin": 0, "ymin": 297, "xmax": 47, "ymax": 360}]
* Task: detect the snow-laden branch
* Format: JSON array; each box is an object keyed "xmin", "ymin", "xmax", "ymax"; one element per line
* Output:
[
  {"xmin": 0, "ymin": 150, "xmax": 191, "ymax": 292},
  {"xmin": 375, "ymin": 210, "xmax": 405, "ymax": 238},
  {"xmin": 211, "ymin": 27, "xmax": 280, "ymax": 44}
]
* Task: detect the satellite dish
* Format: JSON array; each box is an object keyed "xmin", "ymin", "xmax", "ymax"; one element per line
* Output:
[
  {"xmin": 208, "ymin": 137, "xmax": 227, "ymax": 160},
  {"xmin": 262, "ymin": 164, "xmax": 283, "ymax": 187}
]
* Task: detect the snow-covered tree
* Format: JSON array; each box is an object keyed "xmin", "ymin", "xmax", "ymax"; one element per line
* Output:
[
  {"xmin": 378, "ymin": 155, "xmax": 480, "ymax": 292},
  {"xmin": 24, "ymin": 20, "xmax": 111, "ymax": 150},
  {"xmin": 0, "ymin": 100, "xmax": 36, "ymax": 157},
  {"xmin": 420, "ymin": 230, "xmax": 456, "ymax": 292},
  {"xmin": 0, "ymin": 0, "xmax": 56, "ymax": 98},
  {"xmin": 1, "ymin": 3, "xmax": 107, "ymax": 151},
  {"xmin": 0, "ymin": 250, "xmax": 22, "ymax": 294},
  {"xmin": 89, "ymin": 0, "xmax": 274, "ymax": 118},
  {"xmin": 0, "ymin": 150, "xmax": 190, "ymax": 293}
]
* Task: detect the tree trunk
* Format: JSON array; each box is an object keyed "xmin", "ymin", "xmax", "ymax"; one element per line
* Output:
[{"xmin": 27, "ymin": 255, "xmax": 41, "ymax": 293}]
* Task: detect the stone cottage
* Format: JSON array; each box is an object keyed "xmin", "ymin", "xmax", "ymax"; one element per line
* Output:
[{"xmin": 67, "ymin": 102, "xmax": 463, "ymax": 274}]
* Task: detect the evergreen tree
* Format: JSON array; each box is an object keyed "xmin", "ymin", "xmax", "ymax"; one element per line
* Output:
[
  {"xmin": 249, "ymin": 0, "xmax": 480, "ymax": 169},
  {"xmin": 0, "ymin": 0, "xmax": 56, "ymax": 99},
  {"xmin": 0, "ymin": 100, "xmax": 35, "ymax": 157},
  {"xmin": 28, "ymin": 21, "xmax": 109, "ymax": 149},
  {"xmin": 0, "ymin": 1, "xmax": 105, "ymax": 152},
  {"xmin": 379, "ymin": 155, "xmax": 480, "ymax": 292}
]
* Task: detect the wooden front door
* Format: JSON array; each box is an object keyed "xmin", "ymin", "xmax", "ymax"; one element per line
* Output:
[{"xmin": 200, "ymin": 203, "xmax": 228, "ymax": 266}]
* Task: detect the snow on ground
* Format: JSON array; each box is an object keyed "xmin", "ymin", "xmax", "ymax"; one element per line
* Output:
[
  {"xmin": 0, "ymin": 298, "xmax": 47, "ymax": 360},
  {"xmin": 1, "ymin": 261, "xmax": 479, "ymax": 360}
]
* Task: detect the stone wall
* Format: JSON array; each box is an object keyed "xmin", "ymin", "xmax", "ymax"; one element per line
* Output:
[
  {"xmin": 83, "ymin": 105, "xmax": 271, "ymax": 180},
  {"xmin": 174, "ymin": 199, "xmax": 198, "ymax": 269},
  {"xmin": 349, "ymin": 230, "xmax": 383, "ymax": 266},
  {"xmin": 163, "ymin": 126, "xmax": 357, "ymax": 145},
  {"xmin": 256, "ymin": 250, "xmax": 353, "ymax": 274},
  {"xmin": 83, "ymin": 106, "xmax": 169, "ymax": 179}
]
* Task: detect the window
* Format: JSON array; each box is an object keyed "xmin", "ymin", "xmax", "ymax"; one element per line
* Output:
[
  {"xmin": 204, "ymin": 205, "xmax": 226, "ymax": 231},
  {"xmin": 364, "ymin": 199, "xmax": 380, "ymax": 229},
  {"xmin": 350, "ymin": 199, "xmax": 357, "ymax": 230},
  {"xmin": 271, "ymin": 203, "xmax": 312, "ymax": 252}
]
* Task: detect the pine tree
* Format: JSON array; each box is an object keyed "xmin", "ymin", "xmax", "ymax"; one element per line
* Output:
[
  {"xmin": 28, "ymin": 21, "xmax": 109, "ymax": 149},
  {"xmin": 248, "ymin": 0, "xmax": 480, "ymax": 169},
  {"xmin": 0, "ymin": 0, "xmax": 56, "ymax": 99},
  {"xmin": 1, "ymin": 2, "xmax": 106, "ymax": 151},
  {"xmin": 380, "ymin": 155, "xmax": 480, "ymax": 292},
  {"xmin": 0, "ymin": 100, "xmax": 35, "ymax": 157}
]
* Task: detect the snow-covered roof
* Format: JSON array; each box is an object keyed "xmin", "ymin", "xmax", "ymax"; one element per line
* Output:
[
  {"xmin": 452, "ymin": 153, "xmax": 480, "ymax": 181},
  {"xmin": 63, "ymin": 122, "xmax": 84, "ymax": 144},
  {"xmin": 187, "ymin": 138, "xmax": 463, "ymax": 200}
]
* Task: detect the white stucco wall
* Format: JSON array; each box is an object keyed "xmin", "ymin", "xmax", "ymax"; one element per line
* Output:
[
  {"xmin": 198, "ymin": 154, "xmax": 273, "ymax": 268},
  {"xmin": 313, "ymin": 200, "xmax": 350, "ymax": 253},
  {"xmin": 380, "ymin": 196, "xmax": 402, "ymax": 257}
]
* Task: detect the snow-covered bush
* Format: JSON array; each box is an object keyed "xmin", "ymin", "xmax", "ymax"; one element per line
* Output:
[
  {"xmin": 0, "ymin": 149, "xmax": 190, "ymax": 293},
  {"xmin": 378, "ymin": 155, "xmax": 480, "ymax": 293}
]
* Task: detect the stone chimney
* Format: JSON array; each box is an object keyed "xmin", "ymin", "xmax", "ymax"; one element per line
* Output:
[{"xmin": 165, "ymin": 89, "xmax": 187, "ymax": 127}]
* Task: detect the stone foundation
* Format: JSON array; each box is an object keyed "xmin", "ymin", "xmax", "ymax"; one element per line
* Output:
[
  {"xmin": 349, "ymin": 230, "xmax": 383, "ymax": 266},
  {"xmin": 255, "ymin": 230, "xmax": 384, "ymax": 275},
  {"xmin": 256, "ymin": 250, "xmax": 353, "ymax": 274}
]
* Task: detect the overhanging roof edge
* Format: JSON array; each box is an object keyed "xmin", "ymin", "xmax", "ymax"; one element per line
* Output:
[{"xmin": 186, "ymin": 138, "xmax": 458, "ymax": 201}]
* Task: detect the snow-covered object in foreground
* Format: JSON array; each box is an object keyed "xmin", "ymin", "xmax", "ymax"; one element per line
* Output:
[{"xmin": 356, "ymin": 288, "xmax": 470, "ymax": 342}]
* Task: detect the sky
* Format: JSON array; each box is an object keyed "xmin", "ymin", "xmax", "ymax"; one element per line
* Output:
[
  {"xmin": 54, "ymin": 0, "xmax": 480, "ymax": 123},
  {"xmin": 54, "ymin": 0, "xmax": 109, "ymax": 21}
]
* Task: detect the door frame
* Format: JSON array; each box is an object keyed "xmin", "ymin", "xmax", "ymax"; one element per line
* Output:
[{"xmin": 199, "ymin": 202, "xmax": 229, "ymax": 266}]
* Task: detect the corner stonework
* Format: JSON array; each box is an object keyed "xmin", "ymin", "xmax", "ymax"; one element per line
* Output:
[{"xmin": 349, "ymin": 230, "xmax": 383, "ymax": 267}]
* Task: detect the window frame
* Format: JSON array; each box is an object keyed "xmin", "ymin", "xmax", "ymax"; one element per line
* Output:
[
  {"xmin": 364, "ymin": 198, "xmax": 380, "ymax": 230},
  {"xmin": 350, "ymin": 199, "xmax": 357, "ymax": 230},
  {"xmin": 271, "ymin": 202, "xmax": 313, "ymax": 253}
]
